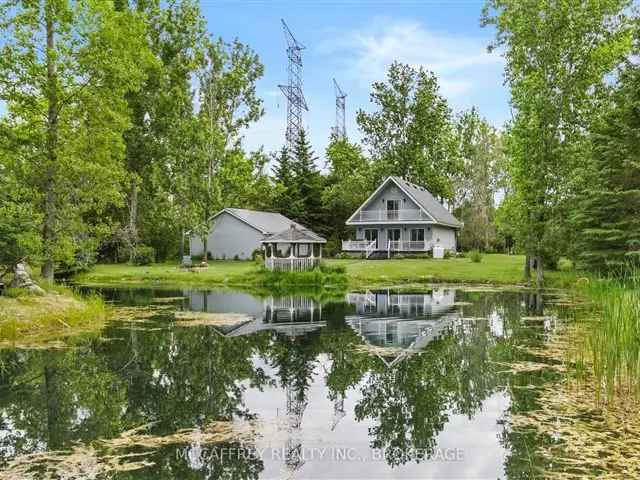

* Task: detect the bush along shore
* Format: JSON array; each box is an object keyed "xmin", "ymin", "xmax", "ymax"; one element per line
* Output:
[{"xmin": 0, "ymin": 265, "xmax": 108, "ymax": 348}]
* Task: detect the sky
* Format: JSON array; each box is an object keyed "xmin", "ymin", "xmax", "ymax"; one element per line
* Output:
[
  {"xmin": 199, "ymin": 0, "xmax": 509, "ymax": 166},
  {"xmin": 0, "ymin": 0, "xmax": 509, "ymax": 167}
]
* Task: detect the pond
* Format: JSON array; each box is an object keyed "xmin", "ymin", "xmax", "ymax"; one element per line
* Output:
[{"xmin": 0, "ymin": 286, "xmax": 572, "ymax": 479}]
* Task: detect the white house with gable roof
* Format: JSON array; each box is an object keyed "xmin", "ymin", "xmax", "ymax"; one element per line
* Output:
[{"xmin": 342, "ymin": 176, "xmax": 463, "ymax": 257}]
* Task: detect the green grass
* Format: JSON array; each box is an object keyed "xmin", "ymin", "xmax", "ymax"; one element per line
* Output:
[
  {"xmin": 74, "ymin": 254, "xmax": 576, "ymax": 288},
  {"xmin": 0, "ymin": 285, "xmax": 108, "ymax": 346}
]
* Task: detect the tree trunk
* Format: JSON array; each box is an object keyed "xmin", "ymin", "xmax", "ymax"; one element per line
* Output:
[
  {"xmin": 128, "ymin": 178, "xmax": 138, "ymax": 262},
  {"xmin": 41, "ymin": 4, "xmax": 58, "ymax": 284},
  {"xmin": 179, "ymin": 228, "xmax": 184, "ymax": 260},
  {"xmin": 202, "ymin": 234, "xmax": 208, "ymax": 261},
  {"xmin": 524, "ymin": 254, "xmax": 531, "ymax": 283},
  {"xmin": 44, "ymin": 363, "xmax": 63, "ymax": 449},
  {"xmin": 535, "ymin": 255, "xmax": 544, "ymax": 289}
]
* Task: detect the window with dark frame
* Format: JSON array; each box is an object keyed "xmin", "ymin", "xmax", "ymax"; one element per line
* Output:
[{"xmin": 410, "ymin": 228, "xmax": 424, "ymax": 242}]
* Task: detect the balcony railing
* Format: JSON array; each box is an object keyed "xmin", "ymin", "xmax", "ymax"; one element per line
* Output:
[
  {"xmin": 351, "ymin": 209, "xmax": 431, "ymax": 222},
  {"xmin": 343, "ymin": 240, "xmax": 433, "ymax": 252},
  {"xmin": 342, "ymin": 240, "xmax": 372, "ymax": 251},
  {"xmin": 388, "ymin": 240, "xmax": 433, "ymax": 252}
]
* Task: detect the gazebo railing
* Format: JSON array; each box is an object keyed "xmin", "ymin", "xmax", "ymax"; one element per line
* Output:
[{"xmin": 265, "ymin": 256, "xmax": 320, "ymax": 272}]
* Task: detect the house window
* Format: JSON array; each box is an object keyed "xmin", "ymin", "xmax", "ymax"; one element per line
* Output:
[
  {"xmin": 387, "ymin": 200, "xmax": 400, "ymax": 220},
  {"xmin": 410, "ymin": 229, "xmax": 424, "ymax": 242},
  {"xmin": 388, "ymin": 229, "xmax": 401, "ymax": 241}
]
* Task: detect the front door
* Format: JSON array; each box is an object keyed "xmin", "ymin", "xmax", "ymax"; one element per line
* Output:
[{"xmin": 364, "ymin": 229, "xmax": 378, "ymax": 248}]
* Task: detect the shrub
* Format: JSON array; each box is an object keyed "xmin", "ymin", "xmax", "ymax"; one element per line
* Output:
[
  {"xmin": 132, "ymin": 245, "xmax": 155, "ymax": 266},
  {"xmin": 443, "ymin": 250, "xmax": 453, "ymax": 260},
  {"xmin": 334, "ymin": 252, "xmax": 350, "ymax": 259},
  {"xmin": 558, "ymin": 257, "xmax": 574, "ymax": 271},
  {"xmin": 469, "ymin": 250, "xmax": 483, "ymax": 263},
  {"xmin": 319, "ymin": 262, "xmax": 346, "ymax": 274}
]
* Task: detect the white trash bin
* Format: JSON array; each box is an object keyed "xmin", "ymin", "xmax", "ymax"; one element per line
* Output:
[{"xmin": 433, "ymin": 245, "xmax": 445, "ymax": 259}]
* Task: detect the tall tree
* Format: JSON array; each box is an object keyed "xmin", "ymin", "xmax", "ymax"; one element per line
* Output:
[
  {"xmin": 572, "ymin": 60, "xmax": 640, "ymax": 271},
  {"xmin": 356, "ymin": 61, "xmax": 460, "ymax": 200},
  {"xmin": 322, "ymin": 136, "xmax": 372, "ymax": 244},
  {"xmin": 289, "ymin": 129, "xmax": 324, "ymax": 231},
  {"xmin": 113, "ymin": 0, "xmax": 208, "ymax": 260},
  {"xmin": 0, "ymin": 0, "xmax": 152, "ymax": 281},
  {"xmin": 482, "ymin": 0, "xmax": 634, "ymax": 286},
  {"xmin": 454, "ymin": 108, "xmax": 506, "ymax": 251},
  {"xmin": 194, "ymin": 37, "xmax": 264, "ymax": 257},
  {"xmin": 272, "ymin": 146, "xmax": 299, "ymax": 216}
]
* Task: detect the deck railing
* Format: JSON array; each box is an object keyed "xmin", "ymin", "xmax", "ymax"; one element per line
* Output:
[
  {"xmin": 264, "ymin": 257, "xmax": 320, "ymax": 272},
  {"xmin": 343, "ymin": 240, "xmax": 433, "ymax": 252},
  {"xmin": 351, "ymin": 209, "xmax": 431, "ymax": 222}
]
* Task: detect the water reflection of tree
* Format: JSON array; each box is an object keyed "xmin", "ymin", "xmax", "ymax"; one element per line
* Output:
[
  {"xmin": 352, "ymin": 317, "xmax": 500, "ymax": 466},
  {"xmin": 0, "ymin": 322, "xmax": 273, "ymax": 478}
]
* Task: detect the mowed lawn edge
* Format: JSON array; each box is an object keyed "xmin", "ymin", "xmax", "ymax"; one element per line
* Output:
[{"xmin": 74, "ymin": 255, "xmax": 576, "ymax": 289}]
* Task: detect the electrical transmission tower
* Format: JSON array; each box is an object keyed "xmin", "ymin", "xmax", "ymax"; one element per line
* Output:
[
  {"xmin": 332, "ymin": 78, "xmax": 347, "ymax": 140},
  {"xmin": 278, "ymin": 19, "xmax": 308, "ymax": 150}
]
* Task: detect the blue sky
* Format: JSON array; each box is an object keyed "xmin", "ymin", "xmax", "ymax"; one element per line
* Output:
[
  {"xmin": 0, "ymin": 1, "xmax": 509, "ymax": 167},
  {"xmin": 201, "ymin": 0, "xmax": 508, "ymax": 165}
]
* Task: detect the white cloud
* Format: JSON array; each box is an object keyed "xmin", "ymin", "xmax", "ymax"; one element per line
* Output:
[{"xmin": 320, "ymin": 19, "xmax": 503, "ymax": 99}]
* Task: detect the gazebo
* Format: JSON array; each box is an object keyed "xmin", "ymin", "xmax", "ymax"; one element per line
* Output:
[{"xmin": 262, "ymin": 224, "xmax": 326, "ymax": 272}]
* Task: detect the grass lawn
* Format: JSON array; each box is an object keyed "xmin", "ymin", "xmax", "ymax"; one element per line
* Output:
[
  {"xmin": 74, "ymin": 254, "xmax": 576, "ymax": 288},
  {"xmin": 331, "ymin": 254, "xmax": 575, "ymax": 287}
]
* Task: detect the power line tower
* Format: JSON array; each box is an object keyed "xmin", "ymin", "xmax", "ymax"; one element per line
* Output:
[
  {"xmin": 332, "ymin": 78, "xmax": 347, "ymax": 140},
  {"xmin": 278, "ymin": 19, "xmax": 308, "ymax": 150}
]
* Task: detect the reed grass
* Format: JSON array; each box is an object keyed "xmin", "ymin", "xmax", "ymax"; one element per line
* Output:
[
  {"xmin": 580, "ymin": 268, "xmax": 640, "ymax": 402},
  {"xmin": 0, "ymin": 285, "xmax": 108, "ymax": 346}
]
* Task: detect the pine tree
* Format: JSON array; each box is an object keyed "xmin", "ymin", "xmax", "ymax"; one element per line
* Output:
[
  {"xmin": 290, "ymin": 130, "xmax": 324, "ymax": 232},
  {"xmin": 272, "ymin": 146, "xmax": 301, "ymax": 217},
  {"xmin": 573, "ymin": 63, "xmax": 640, "ymax": 272}
]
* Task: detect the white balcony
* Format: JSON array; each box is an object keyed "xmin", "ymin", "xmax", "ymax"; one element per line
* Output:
[
  {"xmin": 350, "ymin": 209, "xmax": 432, "ymax": 222},
  {"xmin": 342, "ymin": 240, "xmax": 433, "ymax": 252}
]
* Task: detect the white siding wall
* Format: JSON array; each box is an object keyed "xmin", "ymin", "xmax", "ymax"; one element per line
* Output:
[
  {"xmin": 189, "ymin": 212, "xmax": 263, "ymax": 260},
  {"xmin": 432, "ymin": 225, "xmax": 457, "ymax": 251}
]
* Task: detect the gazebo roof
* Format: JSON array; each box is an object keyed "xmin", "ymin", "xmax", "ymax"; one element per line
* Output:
[{"xmin": 262, "ymin": 224, "xmax": 326, "ymax": 244}]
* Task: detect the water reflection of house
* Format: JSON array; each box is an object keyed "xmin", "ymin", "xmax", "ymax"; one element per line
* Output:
[
  {"xmin": 184, "ymin": 290, "xmax": 324, "ymax": 337},
  {"xmin": 345, "ymin": 289, "xmax": 458, "ymax": 361}
]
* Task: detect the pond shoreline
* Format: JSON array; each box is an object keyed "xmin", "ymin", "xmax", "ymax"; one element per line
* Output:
[{"xmin": 0, "ymin": 286, "xmax": 108, "ymax": 348}]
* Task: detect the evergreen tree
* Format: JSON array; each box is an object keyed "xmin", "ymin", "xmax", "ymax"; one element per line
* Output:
[
  {"xmin": 572, "ymin": 62, "xmax": 640, "ymax": 271},
  {"xmin": 272, "ymin": 146, "xmax": 300, "ymax": 216},
  {"xmin": 290, "ymin": 130, "xmax": 324, "ymax": 232}
]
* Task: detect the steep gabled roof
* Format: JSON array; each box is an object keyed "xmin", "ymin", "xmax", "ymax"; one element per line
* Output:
[
  {"xmin": 262, "ymin": 224, "xmax": 326, "ymax": 243},
  {"xmin": 213, "ymin": 208, "xmax": 305, "ymax": 235},
  {"xmin": 391, "ymin": 177, "xmax": 463, "ymax": 228},
  {"xmin": 347, "ymin": 176, "xmax": 462, "ymax": 228}
]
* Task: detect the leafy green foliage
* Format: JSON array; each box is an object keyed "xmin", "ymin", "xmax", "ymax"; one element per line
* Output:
[
  {"xmin": 454, "ymin": 108, "xmax": 506, "ymax": 252},
  {"xmin": 132, "ymin": 245, "xmax": 156, "ymax": 266},
  {"xmin": 0, "ymin": 0, "xmax": 153, "ymax": 280},
  {"xmin": 469, "ymin": 250, "xmax": 483, "ymax": 263},
  {"xmin": 322, "ymin": 137, "xmax": 373, "ymax": 245},
  {"xmin": 356, "ymin": 61, "xmax": 461, "ymax": 200},
  {"xmin": 482, "ymin": 0, "xmax": 634, "ymax": 283}
]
